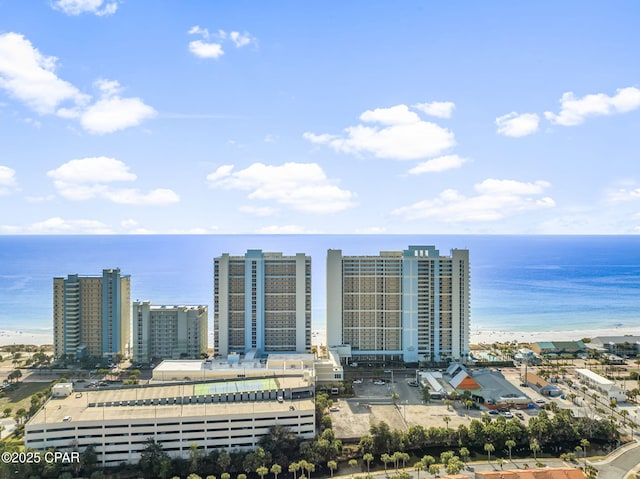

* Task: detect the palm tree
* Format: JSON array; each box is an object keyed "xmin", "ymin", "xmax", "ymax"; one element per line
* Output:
[
  {"xmin": 327, "ymin": 461, "xmax": 337, "ymax": 478},
  {"xmin": 620, "ymin": 409, "xmax": 629, "ymax": 426},
  {"xmin": 580, "ymin": 439, "xmax": 590, "ymax": 467},
  {"xmin": 270, "ymin": 464, "xmax": 282, "ymax": 479},
  {"xmin": 363, "ymin": 453, "xmax": 373, "ymax": 474},
  {"xmin": 428, "ymin": 464, "xmax": 440, "ymax": 477},
  {"xmin": 256, "ymin": 466, "xmax": 268, "ymax": 479},
  {"xmin": 459, "ymin": 447, "xmax": 470, "ymax": 463},
  {"xmin": 505, "ymin": 439, "xmax": 516, "ymax": 461},
  {"xmin": 442, "ymin": 415, "xmax": 451, "ymax": 429},
  {"xmin": 289, "ymin": 462, "xmax": 300, "ymax": 479},
  {"xmin": 381, "ymin": 453, "xmax": 392, "ymax": 473},
  {"xmin": 397, "ymin": 452, "xmax": 409, "ymax": 469},
  {"xmin": 484, "ymin": 443, "xmax": 495, "ymax": 463},
  {"xmin": 530, "ymin": 439, "xmax": 541, "ymax": 460},
  {"xmin": 421, "ymin": 455, "xmax": 435, "ymax": 470},
  {"xmin": 414, "ymin": 461, "xmax": 424, "ymax": 479}
]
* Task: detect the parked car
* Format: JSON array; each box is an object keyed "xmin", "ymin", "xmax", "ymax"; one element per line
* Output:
[
  {"xmin": 329, "ymin": 406, "xmax": 340, "ymax": 412},
  {"xmin": 408, "ymin": 380, "xmax": 419, "ymax": 387},
  {"xmin": 373, "ymin": 380, "xmax": 385, "ymax": 385},
  {"xmin": 352, "ymin": 379, "xmax": 363, "ymax": 384}
]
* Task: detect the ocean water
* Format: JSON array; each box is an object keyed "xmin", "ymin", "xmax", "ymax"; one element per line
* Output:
[{"xmin": 1, "ymin": 235, "xmax": 639, "ymax": 335}]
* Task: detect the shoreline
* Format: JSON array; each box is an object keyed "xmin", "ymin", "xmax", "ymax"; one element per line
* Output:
[{"xmin": 2, "ymin": 325, "xmax": 640, "ymax": 349}]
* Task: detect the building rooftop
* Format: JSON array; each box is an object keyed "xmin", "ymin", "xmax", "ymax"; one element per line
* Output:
[
  {"xmin": 28, "ymin": 381, "xmax": 313, "ymax": 426},
  {"xmin": 476, "ymin": 467, "xmax": 585, "ymax": 479}
]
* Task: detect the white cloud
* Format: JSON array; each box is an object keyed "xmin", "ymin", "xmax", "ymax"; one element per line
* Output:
[
  {"xmin": 0, "ymin": 33, "xmax": 89, "ymax": 114},
  {"xmin": 207, "ymin": 162, "xmax": 356, "ymax": 214},
  {"xmin": 360, "ymin": 104, "xmax": 421, "ymax": 125},
  {"xmin": 188, "ymin": 40, "xmax": 224, "ymax": 59},
  {"xmin": 256, "ymin": 225, "xmax": 317, "ymax": 234},
  {"xmin": 53, "ymin": 0, "xmax": 118, "ymax": 16},
  {"xmin": 79, "ymin": 79, "xmax": 156, "ymax": 134},
  {"xmin": 187, "ymin": 26, "xmax": 254, "ymax": 59},
  {"xmin": 495, "ymin": 112, "xmax": 540, "ymax": 137},
  {"xmin": 26, "ymin": 217, "xmax": 113, "ymax": 234},
  {"xmin": 229, "ymin": 31, "xmax": 252, "ymax": 48},
  {"xmin": 0, "ymin": 34, "xmax": 155, "ymax": 133},
  {"xmin": 121, "ymin": 219, "xmax": 138, "ymax": 228},
  {"xmin": 407, "ymin": 155, "xmax": 468, "ymax": 175},
  {"xmin": 608, "ymin": 187, "xmax": 640, "ymax": 202},
  {"xmin": 239, "ymin": 205, "xmax": 278, "ymax": 216},
  {"xmin": 393, "ymin": 178, "xmax": 555, "ymax": 222},
  {"xmin": 0, "ymin": 166, "xmax": 17, "ymax": 194},
  {"xmin": 103, "ymin": 188, "xmax": 180, "ymax": 205},
  {"xmin": 81, "ymin": 96, "xmax": 157, "ymax": 134},
  {"xmin": 304, "ymin": 104, "xmax": 455, "ymax": 160},
  {"xmin": 354, "ymin": 226, "xmax": 388, "ymax": 234},
  {"xmin": 47, "ymin": 157, "xmax": 179, "ymax": 205},
  {"xmin": 413, "ymin": 101, "xmax": 455, "ymax": 119},
  {"xmin": 47, "ymin": 156, "xmax": 136, "ymax": 183},
  {"xmin": 544, "ymin": 87, "xmax": 640, "ymax": 126}
]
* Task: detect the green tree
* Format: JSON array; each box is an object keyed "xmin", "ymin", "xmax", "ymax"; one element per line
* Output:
[
  {"xmin": 270, "ymin": 464, "xmax": 282, "ymax": 479},
  {"xmin": 288, "ymin": 462, "xmax": 301, "ymax": 479},
  {"xmin": 381, "ymin": 453, "xmax": 392, "ymax": 473},
  {"xmin": 428, "ymin": 464, "xmax": 440, "ymax": 477},
  {"xmin": 445, "ymin": 457, "xmax": 463, "ymax": 475},
  {"xmin": 459, "ymin": 447, "xmax": 470, "ymax": 463},
  {"xmin": 327, "ymin": 461, "xmax": 337, "ymax": 478},
  {"xmin": 580, "ymin": 438, "xmax": 590, "ymax": 467},
  {"xmin": 414, "ymin": 461, "xmax": 424, "ymax": 479},
  {"xmin": 442, "ymin": 415, "xmax": 451, "ymax": 429},
  {"xmin": 530, "ymin": 439, "xmax": 541, "ymax": 460},
  {"xmin": 256, "ymin": 466, "xmax": 269, "ymax": 479},
  {"xmin": 505, "ymin": 439, "xmax": 516, "ymax": 461},
  {"xmin": 139, "ymin": 439, "xmax": 171, "ymax": 479},
  {"xmin": 363, "ymin": 453, "xmax": 373, "ymax": 474},
  {"xmin": 484, "ymin": 443, "xmax": 495, "ymax": 463}
]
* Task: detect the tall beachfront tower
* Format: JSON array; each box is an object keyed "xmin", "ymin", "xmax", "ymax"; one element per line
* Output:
[
  {"xmin": 132, "ymin": 302, "xmax": 208, "ymax": 363},
  {"xmin": 326, "ymin": 246, "xmax": 470, "ymax": 363},
  {"xmin": 53, "ymin": 268, "xmax": 131, "ymax": 361},
  {"xmin": 214, "ymin": 250, "xmax": 311, "ymax": 357}
]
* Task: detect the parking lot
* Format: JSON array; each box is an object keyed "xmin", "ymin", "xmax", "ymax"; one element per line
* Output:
[{"xmin": 330, "ymin": 371, "xmax": 542, "ymax": 441}]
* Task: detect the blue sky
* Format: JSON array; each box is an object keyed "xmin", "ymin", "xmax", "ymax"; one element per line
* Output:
[{"xmin": 1, "ymin": 0, "xmax": 640, "ymax": 234}]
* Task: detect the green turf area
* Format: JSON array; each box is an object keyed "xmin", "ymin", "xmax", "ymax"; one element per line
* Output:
[
  {"xmin": 194, "ymin": 378, "xmax": 278, "ymax": 396},
  {"xmin": 0, "ymin": 381, "xmax": 54, "ymax": 413}
]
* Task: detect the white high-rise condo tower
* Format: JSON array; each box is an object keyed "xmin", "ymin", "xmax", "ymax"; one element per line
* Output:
[
  {"xmin": 326, "ymin": 246, "xmax": 470, "ymax": 364},
  {"xmin": 214, "ymin": 250, "xmax": 311, "ymax": 357}
]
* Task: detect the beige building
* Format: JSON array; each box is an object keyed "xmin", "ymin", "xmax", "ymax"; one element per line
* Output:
[
  {"xmin": 326, "ymin": 246, "xmax": 470, "ymax": 364},
  {"xmin": 214, "ymin": 250, "xmax": 311, "ymax": 357},
  {"xmin": 25, "ymin": 382, "xmax": 315, "ymax": 467},
  {"xmin": 54, "ymin": 268, "xmax": 130, "ymax": 361},
  {"xmin": 132, "ymin": 302, "xmax": 208, "ymax": 364}
]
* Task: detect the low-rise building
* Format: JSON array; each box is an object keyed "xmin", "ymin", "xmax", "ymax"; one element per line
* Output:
[
  {"xmin": 589, "ymin": 335, "xmax": 640, "ymax": 357},
  {"xmin": 574, "ymin": 368, "xmax": 627, "ymax": 402},
  {"xmin": 476, "ymin": 467, "xmax": 585, "ymax": 479},
  {"xmin": 25, "ymin": 380, "xmax": 315, "ymax": 467},
  {"xmin": 524, "ymin": 372, "xmax": 562, "ymax": 397},
  {"xmin": 531, "ymin": 341, "xmax": 586, "ymax": 357}
]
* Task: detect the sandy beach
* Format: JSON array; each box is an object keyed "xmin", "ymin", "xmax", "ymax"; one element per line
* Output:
[
  {"xmin": 313, "ymin": 326, "xmax": 640, "ymax": 349},
  {"xmin": 0, "ymin": 330, "xmax": 53, "ymax": 347},
  {"xmin": 2, "ymin": 326, "xmax": 640, "ymax": 349}
]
